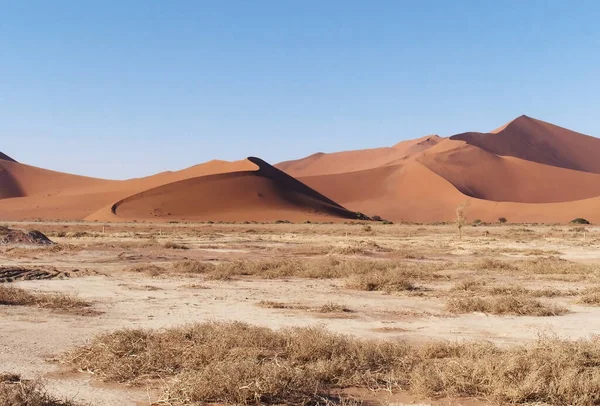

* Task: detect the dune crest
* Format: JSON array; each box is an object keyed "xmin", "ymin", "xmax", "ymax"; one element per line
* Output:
[
  {"xmin": 0, "ymin": 152, "xmax": 17, "ymax": 162},
  {"xmin": 2, "ymin": 115, "xmax": 600, "ymax": 223},
  {"xmin": 99, "ymin": 157, "xmax": 358, "ymax": 222}
]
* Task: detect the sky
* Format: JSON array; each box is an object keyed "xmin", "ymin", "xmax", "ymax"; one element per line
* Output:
[{"xmin": 1, "ymin": 0, "xmax": 599, "ymax": 179}]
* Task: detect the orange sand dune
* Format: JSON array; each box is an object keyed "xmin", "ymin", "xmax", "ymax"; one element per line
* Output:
[
  {"xmin": 284, "ymin": 116, "xmax": 600, "ymax": 223},
  {"xmin": 3, "ymin": 115, "xmax": 600, "ymax": 224},
  {"xmin": 451, "ymin": 115, "xmax": 600, "ymax": 174},
  {"xmin": 99, "ymin": 157, "xmax": 359, "ymax": 222},
  {"xmin": 417, "ymin": 139, "xmax": 600, "ymax": 203},
  {"xmin": 0, "ymin": 153, "xmax": 357, "ymax": 222},
  {"xmin": 275, "ymin": 135, "xmax": 441, "ymax": 177}
]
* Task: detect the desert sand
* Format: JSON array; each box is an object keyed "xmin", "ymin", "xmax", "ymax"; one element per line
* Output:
[
  {"xmin": 279, "ymin": 115, "xmax": 600, "ymax": 223},
  {"xmin": 2, "ymin": 222, "xmax": 600, "ymax": 405},
  {"xmin": 2, "ymin": 115, "xmax": 600, "ymax": 224}
]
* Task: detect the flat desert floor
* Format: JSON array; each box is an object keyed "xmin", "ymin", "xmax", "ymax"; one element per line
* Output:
[{"xmin": 2, "ymin": 221, "xmax": 600, "ymax": 405}]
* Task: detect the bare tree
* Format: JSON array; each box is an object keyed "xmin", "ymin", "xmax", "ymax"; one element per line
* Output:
[{"xmin": 455, "ymin": 200, "xmax": 470, "ymax": 239}]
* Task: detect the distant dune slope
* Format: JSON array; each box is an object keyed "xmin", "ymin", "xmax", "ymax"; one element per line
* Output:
[
  {"xmin": 3, "ymin": 115, "xmax": 600, "ymax": 224},
  {"xmin": 416, "ymin": 139, "xmax": 600, "ymax": 203},
  {"xmin": 0, "ymin": 157, "xmax": 263, "ymax": 220},
  {"xmin": 106, "ymin": 157, "xmax": 358, "ymax": 222},
  {"xmin": 276, "ymin": 135, "xmax": 441, "ymax": 177},
  {"xmin": 451, "ymin": 115, "xmax": 600, "ymax": 174},
  {"xmin": 284, "ymin": 115, "xmax": 600, "ymax": 223}
]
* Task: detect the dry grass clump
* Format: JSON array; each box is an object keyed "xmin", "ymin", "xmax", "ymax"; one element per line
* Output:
[
  {"xmin": 471, "ymin": 257, "xmax": 600, "ymax": 280},
  {"xmin": 328, "ymin": 240, "xmax": 392, "ymax": 256},
  {"xmin": 125, "ymin": 264, "xmax": 167, "ymax": 277},
  {"xmin": 0, "ymin": 373, "xmax": 79, "ymax": 406},
  {"xmin": 577, "ymin": 287, "xmax": 600, "ymax": 306},
  {"xmin": 163, "ymin": 241, "xmax": 190, "ymax": 250},
  {"xmin": 172, "ymin": 260, "xmax": 216, "ymax": 274},
  {"xmin": 0, "ymin": 285, "xmax": 91, "ymax": 314},
  {"xmin": 470, "ymin": 258, "xmax": 518, "ymax": 272},
  {"xmin": 446, "ymin": 295, "xmax": 569, "ymax": 316},
  {"xmin": 170, "ymin": 257, "xmax": 446, "ymax": 283},
  {"xmin": 346, "ymin": 271, "xmax": 418, "ymax": 292},
  {"xmin": 318, "ymin": 302, "xmax": 352, "ymax": 313},
  {"xmin": 450, "ymin": 281, "xmax": 569, "ymax": 298},
  {"xmin": 65, "ymin": 321, "xmax": 600, "ymax": 405}
]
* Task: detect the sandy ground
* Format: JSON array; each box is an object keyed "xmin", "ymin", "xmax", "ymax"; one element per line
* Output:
[{"xmin": 2, "ymin": 222, "xmax": 600, "ymax": 405}]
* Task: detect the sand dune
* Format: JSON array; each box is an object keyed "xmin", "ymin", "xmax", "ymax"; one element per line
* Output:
[
  {"xmin": 451, "ymin": 115, "xmax": 600, "ymax": 174},
  {"xmin": 282, "ymin": 116, "xmax": 600, "ymax": 223},
  {"xmin": 417, "ymin": 139, "xmax": 600, "ymax": 203},
  {"xmin": 0, "ymin": 154, "xmax": 358, "ymax": 222},
  {"xmin": 2, "ymin": 115, "xmax": 600, "ymax": 223},
  {"xmin": 275, "ymin": 135, "xmax": 441, "ymax": 177},
  {"xmin": 103, "ymin": 157, "xmax": 358, "ymax": 222}
]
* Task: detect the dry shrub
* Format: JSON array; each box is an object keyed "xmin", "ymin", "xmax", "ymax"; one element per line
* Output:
[
  {"xmin": 450, "ymin": 279, "xmax": 487, "ymax": 292},
  {"xmin": 163, "ymin": 241, "xmax": 190, "ymax": 250},
  {"xmin": 472, "ymin": 257, "xmax": 600, "ymax": 279},
  {"xmin": 172, "ymin": 260, "xmax": 216, "ymax": 274},
  {"xmin": 318, "ymin": 302, "xmax": 352, "ymax": 313},
  {"xmin": 0, "ymin": 285, "xmax": 91, "ymax": 314},
  {"xmin": 346, "ymin": 272, "xmax": 417, "ymax": 292},
  {"xmin": 65, "ymin": 321, "xmax": 600, "ymax": 405},
  {"xmin": 577, "ymin": 287, "xmax": 600, "ymax": 306},
  {"xmin": 471, "ymin": 258, "xmax": 518, "ymax": 272},
  {"xmin": 125, "ymin": 264, "xmax": 167, "ymax": 277},
  {"xmin": 446, "ymin": 296, "xmax": 568, "ymax": 316},
  {"xmin": 0, "ymin": 373, "xmax": 79, "ymax": 405},
  {"xmin": 170, "ymin": 257, "xmax": 445, "ymax": 283},
  {"xmin": 328, "ymin": 240, "xmax": 392, "ymax": 256},
  {"xmin": 450, "ymin": 281, "xmax": 569, "ymax": 298}
]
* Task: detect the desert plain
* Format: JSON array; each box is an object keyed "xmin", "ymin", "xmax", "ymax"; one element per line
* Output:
[{"xmin": 2, "ymin": 220, "xmax": 600, "ymax": 405}]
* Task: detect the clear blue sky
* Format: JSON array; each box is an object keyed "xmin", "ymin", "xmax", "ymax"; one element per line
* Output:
[{"xmin": 1, "ymin": 0, "xmax": 599, "ymax": 179}]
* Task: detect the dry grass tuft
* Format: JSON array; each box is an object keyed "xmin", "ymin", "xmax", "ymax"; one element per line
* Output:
[
  {"xmin": 125, "ymin": 264, "xmax": 167, "ymax": 277},
  {"xmin": 0, "ymin": 373, "xmax": 79, "ymax": 405},
  {"xmin": 318, "ymin": 302, "xmax": 352, "ymax": 313},
  {"xmin": 346, "ymin": 272, "xmax": 418, "ymax": 292},
  {"xmin": 172, "ymin": 260, "xmax": 216, "ymax": 274},
  {"xmin": 577, "ymin": 287, "xmax": 600, "ymax": 306},
  {"xmin": 0, "ymin": 285, "xmax": 92, "ymax": 314},
  {"xmin": 446, "ymin": 295, "xmax": 569, "ymax": 316},
  {"xmin": 170, "ymin": 258, "xmax": 446, "ymax": 284},
  {"xmin": 163, "ymin": 241, "xmax": 190, "ymax": 250},
  {"xmin": 65, "ymin": 321, "xmax": 600, "ymax": 405}
]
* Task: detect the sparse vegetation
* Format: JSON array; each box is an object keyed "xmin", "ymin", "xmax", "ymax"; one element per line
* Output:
[
  {"xmin": 318, "ymin": 302, "xmax": 351, "ymax": 313},
  {"xmin": 0, "ymin": 285, "xmax": 91, "ymax": 314},
  {"xmin": 498, "ymin": 217, "xmax": 507, "ymax": 223},
  {"xmin": 455, "ymin": 201, "xmax": 469, "ymax": 238},
  {"xmin": 446, "ymin": 295, "xmax": 568, "ymax": 316},
  {"xmin": 0, "ymin": 373, "xmax": 79, "ymax": 406},
  {"xmin": 65, "ymin": 321, "xmax": 600, "ymax": 405},
  {"xmin": 346, "ymin": 271, "xmax": 417, "ymax": 292},
  {"xmin": 163, "ymin": 241, "xmax": 190, "ymax": 250},
  {"xmin": 570, "ymin": 218, "xmax": 591, "ymax": 225}
]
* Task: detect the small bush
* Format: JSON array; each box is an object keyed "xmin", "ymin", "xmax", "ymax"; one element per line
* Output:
[
  {"xmin": 472, "ymin": 219, "xmax": 482, "ymax": 226},
  {"xmin": 498, "ymin": 217, "xmax": 507, "ymax": 224},
  {"xmin": 163, "ymin": 241, "xmax": 190, "ymax": 250},
  {"xmin": 0, "ymin": 285, "xmax": 91, "ymax": 314},
  {"xmin": 371, "ymin": 215, "xmax": 383, "ymax": 222},
  {"xmin": 570, "ymin": 218, "xmax": 591, "ymax": 225},
  {"xmin": 446, "ymin": 296, "xmax": 568, "ymax": 316},
  {"xmin": 65, "ymin": 321, "xmax": 600, "ymax": 405},
  {"xmin": 0, "ymin": 374, "xmax": 79, "ymax": 405}
]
